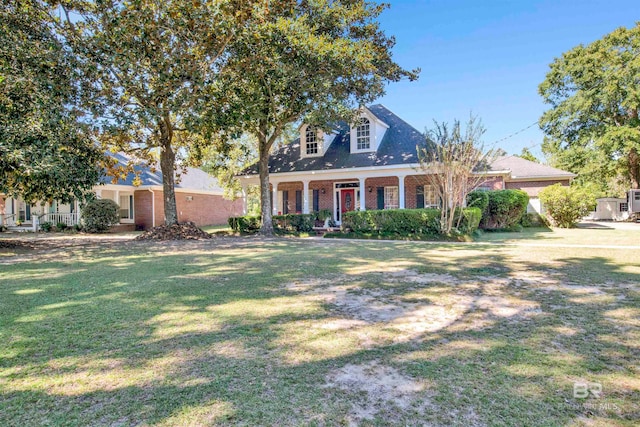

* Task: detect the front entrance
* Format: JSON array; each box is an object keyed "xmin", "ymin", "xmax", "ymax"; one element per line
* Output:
[{"xmin": 341, "ymin": 189, "xmax": 355, "ymax": 214}]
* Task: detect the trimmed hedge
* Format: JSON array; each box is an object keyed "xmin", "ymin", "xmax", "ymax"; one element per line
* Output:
[
  {"xmin": 480, "ymin": 190, "xmax": 529, "ymax": 230},
  {"xmin": 342, "ymin": 207, "xmax": 481, "ymax": 235},
  {"xmin": 342, "ymin": 209, "xmax": 441, "ymax": 234},
  {"xmin": 228, "ymin": 216, "xmax": 261, "ymax": 233},
  {"xmin": 228, "ymin": 214, "xmax": 314, "ymax": 233},
  {"xmin": 273, "ymin": 214, "xmax": 314, "ymax": 232},
  {"xmin": 466, "ymin": 190, "xmax": 489, "ymax": 212}
]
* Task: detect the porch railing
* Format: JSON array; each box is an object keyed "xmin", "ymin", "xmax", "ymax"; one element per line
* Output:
[
  {"xmin": 40, "ymin": 212, "xmax": 80, "ymax": 227},
  {"xmin": 1, "ymin": 214, "xmax": 18, "ymax": 227}
]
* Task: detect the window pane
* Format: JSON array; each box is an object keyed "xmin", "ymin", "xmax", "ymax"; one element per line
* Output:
[
  {"xmin": 384, "ymin": 186, "xmax": 399, "ymax": 209},
  {"xmin": 306, "ymin": 126, "xmax": 318, "ymax": 154},
  {"xmin": 356, "ymin": 118, "xmax": 370, "ymax": 150}
]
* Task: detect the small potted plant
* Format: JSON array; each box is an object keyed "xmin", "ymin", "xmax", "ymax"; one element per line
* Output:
[{"xmin": 15, "ymin": 219, "xmax": 23, "ymax": 227}]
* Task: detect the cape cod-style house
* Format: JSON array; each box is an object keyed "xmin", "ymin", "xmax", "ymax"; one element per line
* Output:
[{"xmin": 237, "ymin": 105, "xmax": 575, "ymax": 223}]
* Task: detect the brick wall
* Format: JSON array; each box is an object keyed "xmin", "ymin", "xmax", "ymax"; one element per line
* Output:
[
  {"xmin": 176, "ymin": 192, "xmax": 242, "ymax": 226},
  {"xmin": 506, "ymin": 179, "xmax": 570, "ymax": 197},
  {"xmin": 134, "ymin": 189, "xmax": 243, "ymax": 229},
  {"xmin": 0, "ymin": 197, "xmax": 5, "ymax": 215}
]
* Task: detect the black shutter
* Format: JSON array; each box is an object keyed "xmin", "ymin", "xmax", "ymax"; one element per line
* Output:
[
  {"xmin": 295, "ymin": 190, "xmax": 302, "ymax": 213},
  {"xmin": 282, "ymin": 190, "xmax": 288, "ymax": 214},
  {"xmin": 313, "ymin": 190, "xmax": 319, "ymax": 212},
  {"xmin": 377, "ymin": 187, "xmax": 385, "ymax": 210},
  {"xmin": 416, "ymin": 185, "xmax": 425, "ymax": 209},
  {"xmin": 26, "ymin": 204, "xmax": 31, "ymax": 221}
]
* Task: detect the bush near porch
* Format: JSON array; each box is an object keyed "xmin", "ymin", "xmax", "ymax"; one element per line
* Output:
[
  {"xmin": 228, "ymin": 214, "xmax": 316, "ymax": 233},
  {"xmin": 467, "ymin": 189, "xmax": 529, "ymax": 231},
  {"xmin": 343, "ymin": 207, "xmax": 482, "ymax": 235}
]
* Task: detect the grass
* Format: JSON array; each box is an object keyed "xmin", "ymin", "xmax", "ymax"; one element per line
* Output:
[{"xmin": 0, "ymin": 229, "xmax": 639, "ymax": 426}]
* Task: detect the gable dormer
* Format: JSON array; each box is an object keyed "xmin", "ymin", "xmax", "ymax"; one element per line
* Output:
[
  {"xmin": 299, "ymin": 124, "xmax": 336, "ymax": 159},
  {"xmin": 349, "ymin": 108, "xmax": 389, "ymax": 153}
]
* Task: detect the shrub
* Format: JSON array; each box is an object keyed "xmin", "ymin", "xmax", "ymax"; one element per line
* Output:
[
  {"xmin": 519, "ymin": 212, "xmax": 549, "ymax": 228},
  {"xmin": 480, "ymin": 190, "xmax": 529, "ymax": 230},
  {"xmin": 466, "ymin": 190, "xmax": 489, "ymax": 212},
  {"xmin": 273, "ymin": 214, "xmax": 314, "ymax": 232},
  {"xmin": 343, "ymin": 208, "xmax": 482, "ymax": 236},
  {"xmin": 342, "ymin": 209, "xmax": 442, "ymax": 235},
  {"xmin": 228, "ymin": 214, "xmax": 316, "ymax": 233},
  {"xmin": 56, "ymin": 222, "xmax": 68, "ymax": 231},
  {"xmin": 454, "ymin": 207, "xmax": 482, "ymax": 234},
  {"xmin": 228, "ymin": 216, "xmax": 261, "ymax": 233},
  {"xmin": 539, "ymin": 184, "xmax": 595, "ymax": 228},
  {"xmin": 81, "ymin": 199, "xmax": 120, "ymax": 233},
  {"xmin": 315, "ymin": 209, "xmax": 332, "ymax": 221},
  {"xmin": 40, "ymin": 221, "xmax": 53, "ymax": 232}
]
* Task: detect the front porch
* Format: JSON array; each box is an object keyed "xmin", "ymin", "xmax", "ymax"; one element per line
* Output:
[{"xmin": 240, "ymin": 171, "xmax": 438, "ymax": 224}]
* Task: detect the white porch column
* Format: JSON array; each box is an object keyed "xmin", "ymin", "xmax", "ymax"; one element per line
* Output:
[
  {"xmin": 272, "ymin": 182, "xmax": 279, "ymax": 216},
  {"xmin": 398, "ymin": 175, "xmax": 406, "ymax": 209},
  {"xmin": 302, "ymin": 180, "xmax": 310, "ymax": 214},
  {"xmin": 241, "ymin": 185, "xmax": 248, "ymax": 215},
  {"xmin": 358, "ymin": 177, "xmax": 366, "ymax": 211}
]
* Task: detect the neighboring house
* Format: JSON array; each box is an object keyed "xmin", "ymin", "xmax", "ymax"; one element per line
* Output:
[
  {"xmin": 0, "ymin": 153, "xmax": 242, "ymax": 230},
  {"xmin": 237, "ymin": 105, "xmax": 575, "ymax": 222}
]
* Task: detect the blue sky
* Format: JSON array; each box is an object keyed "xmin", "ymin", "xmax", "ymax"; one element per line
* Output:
[{"xmin": 376, "ymin": 0, "xmax": 639, "ymax": 159}]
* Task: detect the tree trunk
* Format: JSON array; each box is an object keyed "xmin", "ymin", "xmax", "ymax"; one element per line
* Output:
[
  {"xmin": 258, "ymin": 137, "xmax": 273, "ymax": 235},
  {"xmin": 629, "ymin": 147, "xmax": 640, "ymax": 189},
  {"xmin": 159, "ymin": 117, "xmax": 178, "ymax": 225}
]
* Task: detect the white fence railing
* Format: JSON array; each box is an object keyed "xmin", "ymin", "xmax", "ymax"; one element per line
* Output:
[
  {"xmin": 40, "ymin": 213, "xmax": 80, "ymax": 227},
  {"xmin": 1, "ymin": 214, "xmax": 18, "ymax": 227}
]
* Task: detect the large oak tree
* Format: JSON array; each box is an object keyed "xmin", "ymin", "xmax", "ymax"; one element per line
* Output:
[
  {"xmin": 539, "ymin": 23, "xmax": 640, "ymax": 192},
  {"xmin": 58, "ymin": 0, "xmax": 255, "ymax": 225},
  {"xmin": 204, "ymin": 0, "xmax": 418, "ymax": 234}
]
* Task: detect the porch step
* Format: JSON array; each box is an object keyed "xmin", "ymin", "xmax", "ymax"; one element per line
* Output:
[
  {"xmin": 5, "ymin": 226, "xmax": 33, "ymax": 232},
  {"xmin": 312, "ymin": 227, "xmax": 339, "ymax": 236}
]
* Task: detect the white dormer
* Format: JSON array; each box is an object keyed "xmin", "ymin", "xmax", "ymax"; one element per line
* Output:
[
  {"xmin": 299, "ymin": 124, "xmax": 336, "ymax": 158},
  {"xmin": 349, "ymin": 108, "xmax": 389, "ymax": 153}
]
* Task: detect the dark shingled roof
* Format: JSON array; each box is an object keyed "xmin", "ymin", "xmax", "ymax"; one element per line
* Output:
[
  {"xmin": 490, "ymin": 155, "xmax": 576, "ymax": 179},
  {"xmin": 101, "ymin": 152, "xmax": 225, "ymax": 192},
  {"xmin": 240, "ymin": 105, "xmax": 575, "ymax": 181},
  {"xmin": 243, "ymin": 104, "xmax": 426, "ymax": 174}
]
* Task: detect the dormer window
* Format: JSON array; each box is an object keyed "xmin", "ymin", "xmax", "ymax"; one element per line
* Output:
[
  {"xmin": 356, "ymin": 118, "xmax": 371, "ymax": 150},
  {"xmin": 305, "ymin": 126, "xmax": 318, "ymax": 155}
]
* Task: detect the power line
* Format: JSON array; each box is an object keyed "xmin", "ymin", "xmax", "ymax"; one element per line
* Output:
[{"xmin": 491, "ymin": 121, "xmax": 539, "ymax": 145}]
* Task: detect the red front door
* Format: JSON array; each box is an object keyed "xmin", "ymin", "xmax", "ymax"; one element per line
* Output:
[{"xmin": 341, "ymin": 189, "xmax": 355, "ymax": 214}]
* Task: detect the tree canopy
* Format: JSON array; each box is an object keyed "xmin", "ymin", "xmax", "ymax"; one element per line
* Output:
[
  {"xmin": 203, "ymin": 0, "xmax": 418, "ymax": 234},
  {"xmin": 539, "ymin": 23, "xmax": 640, "ymax": 192},
  {"xmin": 0, "ymin": 1, "xmax": 102, "ymax": 203},
  {"xmin": 58, "ymin": 0, "xmax": 255, "ymax": 225}
]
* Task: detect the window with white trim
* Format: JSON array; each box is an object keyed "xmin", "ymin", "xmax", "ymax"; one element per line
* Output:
[
  {"xmin": 620, "ymin": 202, "xmax": 629, "ymax": 212},
  {"xmin": 384, "ymin": 186, "xmax": 399, "ymax": 209},
  {"xmin": 424, "ymin": 185, "xmax": 437, "ymax": 207},
  {"xmin": 356, "ymin": 118, "xmax": 370, "ymax": 150},
  {"xmin": 305, "ymin": 126, "xmax": 318, "ymax": 155}
]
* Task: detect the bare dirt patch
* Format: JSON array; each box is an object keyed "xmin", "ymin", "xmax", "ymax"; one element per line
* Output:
[{"xmin": 325, "ymin": 361, "xmax": 430, "ymax": 425}]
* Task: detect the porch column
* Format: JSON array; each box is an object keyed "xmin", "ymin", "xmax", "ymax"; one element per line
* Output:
[
  {"xmin": 76, "ymin": 199, "xmax": 82, "ymax": 224},
  {"xmin": 398, "ymin": 174, "xmax": 406, "ymax": 209},
  {"xmin": 358, "ymin": 177, "xmax": 366, "ymax": 211},
  {"xmin": 241, "ymin": 185, "xmax": 248, "ymax": 215},
  {"xmin": 272, "ymin": 182, "xmax": 279, "ymax": 216},
  {"xmin": 302, "ymin": 180, "xmax": 310, "ymax": 214}
]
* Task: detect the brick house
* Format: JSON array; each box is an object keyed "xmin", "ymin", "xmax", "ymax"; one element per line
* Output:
[
  {"xmin": 1, "ymin": 153, "xmax": 242, "ymax": 231},
  {"xmin": 237, "ymin": 105, "xmax": 575, "ymax": 223}
]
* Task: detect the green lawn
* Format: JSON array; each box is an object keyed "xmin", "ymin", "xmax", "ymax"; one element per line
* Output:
[{"xmin": 0, "ymin": 230, "xmax": 638, "ymax": 426}]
